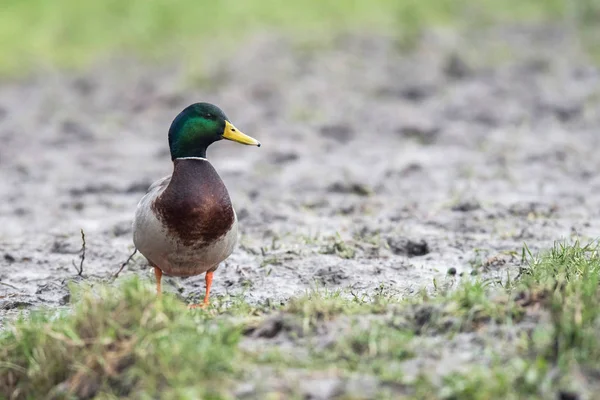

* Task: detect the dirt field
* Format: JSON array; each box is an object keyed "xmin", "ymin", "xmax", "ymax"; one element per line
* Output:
[
  {"xmin": 1, "ymin": 27, "xmax": 600, "ymax": 393},
  {"xmin": 2, "ymin": 26, "xmax": 599, "ymax": 314}
]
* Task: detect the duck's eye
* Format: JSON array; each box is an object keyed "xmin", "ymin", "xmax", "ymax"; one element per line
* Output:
[{"xmin": 206, "ymin": 113, "xmax": 213, "ymax": 119}]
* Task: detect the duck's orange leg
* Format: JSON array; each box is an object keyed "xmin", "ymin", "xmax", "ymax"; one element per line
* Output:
[
  {"xmin": 189, "ymin": 271, "xmax": 213, "ymax": 309},
  {"xmin": 154, "ymin": 267, "xmax": 162, "ymax": 296}
]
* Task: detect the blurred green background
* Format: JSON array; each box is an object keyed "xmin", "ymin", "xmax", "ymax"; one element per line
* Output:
[{"xmin": 1, "ymin": 0, "xmax": 598, "ymax": 76}]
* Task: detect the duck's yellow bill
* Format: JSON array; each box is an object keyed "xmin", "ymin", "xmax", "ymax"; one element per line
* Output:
[{"xmin": 223, "ymin": 121, "xmax": 261, "ymax": 146}]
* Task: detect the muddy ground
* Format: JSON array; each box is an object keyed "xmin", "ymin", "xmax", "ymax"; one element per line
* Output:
[{"xmin": 1, "ymin": 25, "xmax": 600, "ymax": 392}]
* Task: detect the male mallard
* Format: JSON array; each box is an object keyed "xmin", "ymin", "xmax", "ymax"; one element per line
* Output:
[{"xmin": 133, "ymin": 103, "xmax": 260, "ymax": 308}]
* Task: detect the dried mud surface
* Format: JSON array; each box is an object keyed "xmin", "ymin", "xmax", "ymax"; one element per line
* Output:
[{"xmin": 1, "ymin": 27, "xmax": 600, "ymax": 385}]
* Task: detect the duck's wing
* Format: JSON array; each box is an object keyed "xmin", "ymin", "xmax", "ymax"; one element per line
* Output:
[
  {"xmin": 147, "ymin": 175, "xmax": 171, "ymax": 192},
  {"xmin": 136, "ymin": 175, "xmax": 171, "ymax": 208},
  {"xmin": 132, "ymin": 175, "xmax": 171, "ymax": 254}
]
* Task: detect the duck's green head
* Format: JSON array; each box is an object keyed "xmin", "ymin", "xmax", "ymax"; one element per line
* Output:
[{"xmin": 168, "ymin": 102, "xmax": 260, "ymax": 160}]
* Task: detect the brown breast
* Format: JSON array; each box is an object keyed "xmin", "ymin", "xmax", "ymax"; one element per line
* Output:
[{"xmin": 151, "ymin": 158, "xmax": 235, "ymax": 247}]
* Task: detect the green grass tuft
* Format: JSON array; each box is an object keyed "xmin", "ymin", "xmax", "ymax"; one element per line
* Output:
[
  {"xmin": 518, "ymin": 241, "xmax": 600, "ymax": 368},
  {"xmin": 438, "ymin": 240, "xmax": 600, "ymax": 399},
  {"xmin": 0, "ymin": 278, "xmax": 241, "ymax": 399}
]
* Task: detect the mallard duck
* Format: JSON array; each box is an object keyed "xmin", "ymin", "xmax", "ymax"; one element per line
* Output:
[{"xmin": 133, "ymin": 103, "xmax": 261, "ymax": 308}]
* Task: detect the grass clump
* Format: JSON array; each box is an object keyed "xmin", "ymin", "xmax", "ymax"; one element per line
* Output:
[
  {"xmin": 284, "ymin": 285, "xmax": 402, "ymax": 324},
  {"xmin": 319, "ymin": 233, "xmax": 357, "ymax": 259},
  {"xmin": 432, "ymin": 240, "xmax": 600, "ymax": 399},
  {"xmin": 321, "ymin": 321, "xmax": 414, "ymax": 380},
  {"xmin": 518, "ymin": 241, "xmax": 600, "ymax": 368},
  {"xmin": 0, "ymin": 278, "xmax": 241, "ymax": 399},
  {"xmin": 437, "ymin": 358, "xmax": 552, "ymax": 400}
]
